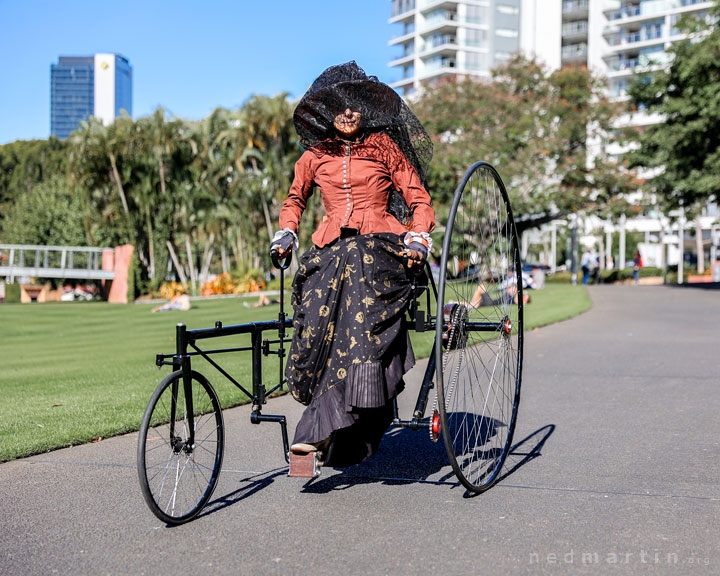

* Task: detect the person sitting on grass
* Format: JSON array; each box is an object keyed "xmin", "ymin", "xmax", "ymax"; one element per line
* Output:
[
  {"xmin": 469, "ymin": 282, "xmax": 531, "ymax": 308},
  {"xmin": 152, "ymin": 294, "xmax": 191, "ymax": 313}
]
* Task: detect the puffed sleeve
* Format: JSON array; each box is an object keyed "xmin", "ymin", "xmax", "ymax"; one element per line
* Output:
[
  {"xmin": 279, "ymin": 151, "xmax": 315, "ymax": 234},
  {"xmin": 383, "ymin": 135, "xmax": 435, "ymax": 234}
]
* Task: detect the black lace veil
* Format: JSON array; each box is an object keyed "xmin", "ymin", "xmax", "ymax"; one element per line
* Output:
[{"xmin": 293, "ymin": 61, "xmax": 433, "ymax": 188}]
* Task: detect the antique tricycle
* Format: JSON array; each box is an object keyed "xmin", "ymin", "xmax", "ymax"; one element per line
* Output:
[{"xmin": 137, "ymin": 162, "xmax": 524, "ymax": 525}]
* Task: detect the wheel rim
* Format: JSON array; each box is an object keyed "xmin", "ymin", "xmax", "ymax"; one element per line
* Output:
[
  {"xmin": 139, "ymin": 372, "xmax": 223, "ymax": 523},
  {"xmin": 435, "ymin": 162, "xmax": 523, "ymax": 492}
]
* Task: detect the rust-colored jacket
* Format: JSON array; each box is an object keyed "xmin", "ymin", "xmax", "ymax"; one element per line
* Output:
[{"xmin": 279, "ymin": 132, "xmax": 435, "ymax": 247}]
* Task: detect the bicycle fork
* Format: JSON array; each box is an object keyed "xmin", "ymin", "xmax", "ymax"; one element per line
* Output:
[{"xmin": 169, "ymin": 323, "xmax": 195, "ymax": 454}]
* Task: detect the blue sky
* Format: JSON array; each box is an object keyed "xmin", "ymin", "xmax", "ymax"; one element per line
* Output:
[{"xmin": 0, "ymin": 0, "xmax": 400, "ymax": 144}]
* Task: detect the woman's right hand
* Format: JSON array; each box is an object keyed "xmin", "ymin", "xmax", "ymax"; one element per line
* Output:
[{"xmin": 270, "ymin": 230, "xmax": 296, "ymax": 260}]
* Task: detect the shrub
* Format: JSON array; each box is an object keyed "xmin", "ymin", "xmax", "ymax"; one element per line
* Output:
[
  {"xmin": 159, "ymin": 282, "xmax": 188, "ymax": 299},
  {"xmin": 545, "ymin": 271, "xmax": 572, "ymax": 283},
  {"xmin": 599, "ymin": 268, "xmax": 633, "ymax": 283},
  {"xmin": 639, "ymin": 266, "xmax": 662, "ymax": 277},
  {"xmin": 4, "ymin": 283, "xmax": 20, "ymax": 303},
  {"xmin": 200, "ymin": 272, "xmax": 266, "ymax": 296}
]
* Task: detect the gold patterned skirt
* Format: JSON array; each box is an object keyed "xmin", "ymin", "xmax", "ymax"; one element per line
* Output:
[{"xmin": 287, "ymin": 233, "xmax": 416, "ymax": 466}]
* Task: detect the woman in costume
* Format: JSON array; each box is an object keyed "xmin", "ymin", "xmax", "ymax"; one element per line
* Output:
[{"xmin": 270, "ymin": 62, "xmax": 434, "ymax": 474}]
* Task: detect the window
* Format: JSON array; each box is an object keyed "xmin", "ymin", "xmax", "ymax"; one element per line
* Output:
[
  {"xmin": 496, "ymin": 28, "xmax": 518, "ymax": 38},
  {"xmin": 465, "ymin": 28, "xmax": 488, "ymax": 47},
  {"xmin": 466, "ymin": 5, "xmax": 487, "ymax": 24},
  {"xmin": 465, "ymin": 52, "xmax": 488, "ymax": 71},
  {"xmin": 497, "ymin": 5, "xmax": 519, "ymax": 15}
]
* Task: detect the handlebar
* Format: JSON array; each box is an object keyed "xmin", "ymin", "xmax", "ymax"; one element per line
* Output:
[{"xmin": 271, "ymin": 249, "xmax": 292, "ymax": 271}]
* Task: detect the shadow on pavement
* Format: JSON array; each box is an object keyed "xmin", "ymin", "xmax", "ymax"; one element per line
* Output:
[
  {"xmin": 197, "ymin": 467, "xmax": 288, "ymax": 522},
  {"xmin": 303, "ymin": 423, "xmax": 556, "ymax": 495},
  {"xmin": 302, "ymin": 425, "xmax": 455, "ymax": 493},
  {"xmin": 195, "ymin": 424, "xmax": 556, "ymax": 516},
  {"xmin": 461, "ymin": 423, "xmax": 555, "ymax": 498}
]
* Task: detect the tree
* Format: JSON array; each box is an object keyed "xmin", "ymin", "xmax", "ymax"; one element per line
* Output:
[
  {"xmin": 0, "ymin": 138, "xmax": 68, "ymax": 237},
  {"xmin": 217, "ymin": 94, "xmax": 300, "ymax": 268},
  {"xmin": 69, "ymin": 116, "xmax": 136, "ymax": 247},
  {"xmin": 414, "ymin": 56, "xmax": 637, "ymax": 233},
  {"xmin": 627, "ymin": 4, "xmax": 720, "ymax": 213},
  {"xmin": 2, "ymin": 174, "xmax": 87, "ymax": 246}
]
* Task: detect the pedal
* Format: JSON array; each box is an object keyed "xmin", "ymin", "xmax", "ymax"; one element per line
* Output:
[{"xmin": 288, "ymin": 450, "xmax": 322, "ymax": 478}]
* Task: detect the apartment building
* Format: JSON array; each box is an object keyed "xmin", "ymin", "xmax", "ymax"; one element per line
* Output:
[
  {"xmin": 390, "ymin": 0, "xmax": 714, "ymax": 99},
  {"xmin": 602, "ymin": 0, "xmax": 714, "ymax": 99},
  {"xmin": 388, "ymin": 0, "xmax": 561, "ymax": 96},
  {"xmin": 388, "ymin": 0, "xmax": 718, "ymax": 273}
]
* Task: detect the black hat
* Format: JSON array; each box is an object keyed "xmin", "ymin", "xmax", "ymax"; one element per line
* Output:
[{"xmin": 293, "ymin": 61, "xmax": 432, "ymax": 185}]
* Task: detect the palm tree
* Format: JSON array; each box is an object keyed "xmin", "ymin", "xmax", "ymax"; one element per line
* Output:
[{"xmin": 217, "ymin": 94, "xmax": 299, "ymax": 264}]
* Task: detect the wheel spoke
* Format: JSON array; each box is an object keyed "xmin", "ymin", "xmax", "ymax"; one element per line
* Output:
[
  {"xmin": 138, "ymin": 371, "xmax": 224, "ymax": 524},
  {"xmin": 437, "ymin": 163, "xmax": 523, "ymax": 493}
]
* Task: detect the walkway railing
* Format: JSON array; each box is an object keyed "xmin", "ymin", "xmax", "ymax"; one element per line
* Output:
[{"xmin": 0, "ymin": 244, "xmax": 115, "ymax": 282}]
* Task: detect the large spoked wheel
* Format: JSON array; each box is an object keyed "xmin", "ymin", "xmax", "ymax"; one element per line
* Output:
[
  {"xmin": 435, "ymin": 162, "xmax": 523, "ymax": 493},
  {"xmin": 137, "ymin": 370, "xmax": 224, "ymax": 525}
]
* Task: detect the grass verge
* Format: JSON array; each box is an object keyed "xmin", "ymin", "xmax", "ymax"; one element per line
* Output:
[{"xmin": 0, "ymin": 283, "xmax": 590, "ymax": 461}]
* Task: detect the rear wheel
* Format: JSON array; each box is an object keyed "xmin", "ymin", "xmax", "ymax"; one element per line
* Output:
[
  {"xmin": 137, "ymin": 370, "xmax": 224, "ymax": 524},
  {"xmin": 435, "ymin": 162, "xmax": 523, "ymax": 493}
]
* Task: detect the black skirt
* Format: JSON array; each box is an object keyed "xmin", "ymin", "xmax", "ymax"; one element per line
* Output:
[{"xmin": 286, "ymin": 233, "xmax": 416, "ymax": 466}]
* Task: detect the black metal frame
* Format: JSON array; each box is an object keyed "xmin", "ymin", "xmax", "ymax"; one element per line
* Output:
[{"xmin": 154, "ymin": 247, "xmax": 509, "ymax": 469}]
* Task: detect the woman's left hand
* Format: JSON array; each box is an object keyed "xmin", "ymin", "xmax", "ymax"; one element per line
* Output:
[
  {"xmin": 402, "ymin": 235, "xmax": 429, "ymax": 269},
  {"xmin": 404, "ymin": 248, "xmax": 426, "ymax": 269}
]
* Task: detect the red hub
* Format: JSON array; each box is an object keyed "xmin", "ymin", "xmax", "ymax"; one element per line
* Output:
[
  {"xmin": 504, "ymin": 319, "xmax": 512, "ymax": 334},
  {"xmin": 430, "ymin": 409, "xmax": 441, "ymax": 442}
]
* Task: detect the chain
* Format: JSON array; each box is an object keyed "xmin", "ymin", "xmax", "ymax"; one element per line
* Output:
[{"xmin": 430, "ymin": 304, "xmax": 466, "ymax": 441}]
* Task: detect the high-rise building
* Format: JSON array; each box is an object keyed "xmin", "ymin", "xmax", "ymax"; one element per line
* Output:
[
  {"xmin": 388, "ymin": 0, "xmax": 561, "ymax": 96},
  {"xmin": 389, "ymin": 1, "xmax": 714, "ymax": 96},
  {"xmin": 388, "ymin": 0, "xmax": 717, "ymax": 271},
  {"xmin": 602, "ymin": 0, "xmax": 714, "ymax": 99},
  {"xmin": 51, "ymin": 53, "xmax": 132, "ymax": 139}
]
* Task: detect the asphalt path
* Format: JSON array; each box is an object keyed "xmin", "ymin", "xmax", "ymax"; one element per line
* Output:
[{"xmin": 1, "ymin": 285, "xmax": 718, "ymax": 575}]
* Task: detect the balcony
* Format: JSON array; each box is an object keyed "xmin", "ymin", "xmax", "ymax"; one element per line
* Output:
[
  {"xmin": 423, "ymin": 55, "xmax": 456, "ymax": 72},
  {"xmin": 392, "ymin": 0, "xmax": 416, "ymax": 17},
  {"xmin": 561, "ymin": 42, "xmax": 588, "ymax": 62},
  {"xmin": 607, "ymin": 27, "xmax": 666, "ymax": 47},
  {"xmin": 426, "ymin": 33, "xmax": 456, "ymax": 48},
  {"xmin": 390, "ymin": 0, "xmax": 416, "ymax": 23},
  {"xmin": 606, "ymin": 0, "xmax": 712, "ymax": 21},
  {"xmin": 421, "ymin": 9, "xmax": 458, "ymax": 32},
  {"xmin": 389, "ymin": 49, "xmax": 416, "ymax": 67},
  {"xmin": 562, "ymin": 0, "xmax": 589, "ymax": 17},
  {"xmin": 606, "ymin": 4, "xmax": 641, "ymax": 20},
  {"xmin": 607, "ymin": 57, "xmax": 639, "ymax": 72},
  {"xmin": 562, "ymin": 20, "xmax": 589, "ymax": 40},
  {"xmin": 390, "ymin": 76, "xmax": 415, "ymax": 89},
  {"xmin": 418, "ymin": 0, "xmax": 456, "ymax": 12},
  {"xmin": 389, "ymin": 30, "xmax": 416, "ymax": 46}
]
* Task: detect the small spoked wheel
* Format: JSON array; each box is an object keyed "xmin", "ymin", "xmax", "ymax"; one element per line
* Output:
[
  {"xmin": 435, "ymin": 162, "xmax": 524, "ymax": 493},
  {"xmin": 137, "ymin": 370, "xmax": 224, "ymax": 524}
]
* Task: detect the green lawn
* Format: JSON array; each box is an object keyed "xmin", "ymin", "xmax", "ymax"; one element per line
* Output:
[{"xmin": 0, "ymin": 283, "xmax": 590, "ymax": 461}]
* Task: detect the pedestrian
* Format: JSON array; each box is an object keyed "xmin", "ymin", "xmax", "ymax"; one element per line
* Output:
[
  {"xmin": 581, "ymin": 246, "xmax": 593, "ymax": 285},
  {"xmin": 633, "ymin": 249, "xmax": 643, "ymax": 284},
  {"xmin": 591, "ymin": 248, "xmax": 600, "ymax": 284}
]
